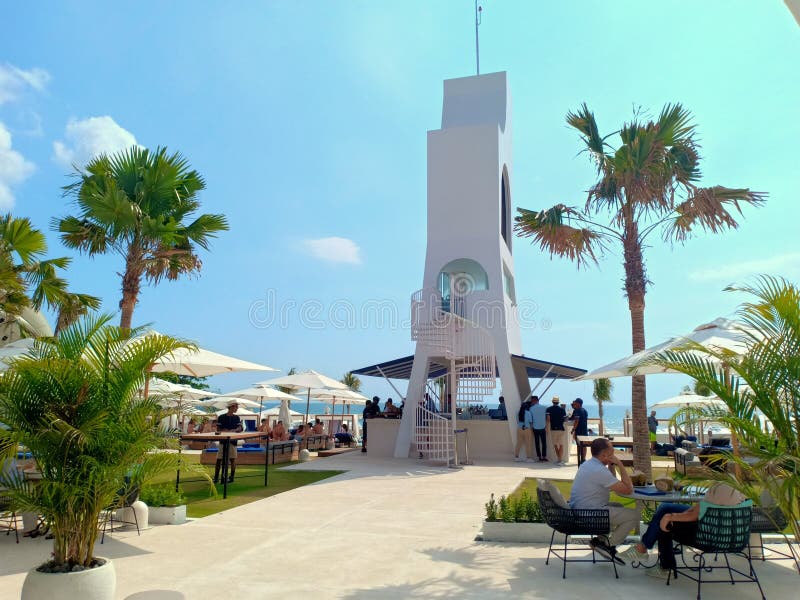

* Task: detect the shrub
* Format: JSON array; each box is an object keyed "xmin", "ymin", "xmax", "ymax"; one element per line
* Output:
[
  {"xmin": 485, "ymin": 492, "xmax": 543, "ymax": 523},
  {"xmin": 485, "ymin": 493, "xmax": 498, "ymax": 521},
  {"xmin": 499, "ymin": 495, "xmax": 515, "ymax": 522},
  {"xmin": 141, "ymin": 484, "xmax": 186, "ymax": 507}
]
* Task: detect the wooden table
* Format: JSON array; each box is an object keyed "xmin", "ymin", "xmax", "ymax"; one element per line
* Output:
[
  {"xmin": 576, "ymin": 435, "xmax": 634, "ymax": 465},
  {"xmin": 179, "ymin": 432, "xmax": 270, "ymax": 499}
]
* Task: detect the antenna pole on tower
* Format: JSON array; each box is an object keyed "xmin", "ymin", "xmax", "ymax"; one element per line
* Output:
[{"xmin": 474, "ymin": 1, "xmax": 482, "ymax": 75}]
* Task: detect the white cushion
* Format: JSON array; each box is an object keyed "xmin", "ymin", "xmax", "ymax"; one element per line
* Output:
[{"xmin": 537, "ymin": 478, "xmax": 569, "ymax": 509}]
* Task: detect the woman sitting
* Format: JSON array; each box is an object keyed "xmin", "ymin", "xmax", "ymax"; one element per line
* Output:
[
  {"xmin": 294, "ymin": 424, "xmax": 306, "ymax": 442},
  {"xmin": 618, "ymin": 483, "xmax": 749, "ymax": 578}
]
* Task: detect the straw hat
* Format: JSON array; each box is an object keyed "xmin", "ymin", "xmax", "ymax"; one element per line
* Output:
[{"xmin": 552, "ymin": 396, "xmax": 560, "ymax": 403}]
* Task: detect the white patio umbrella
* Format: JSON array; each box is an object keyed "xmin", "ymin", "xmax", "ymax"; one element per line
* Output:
[
  {"xmin": 136, "ymin": 330, "xmax": 278, "ymax": 398},
  {"xmin": 310, "ymin": 388, "xmax": 368, "ymax": 434},
  {"xmin": 573, "ymin": 317, "xmax": 758, "ymax": 381},
  {"xmin": 202, "ymin": 397, "xmax": 262, "ymax": 410},
  {"xmin": 260, "ymin": 403, "xmax": 303, "ymax": 426},
  {"xmin": 141, "ymin": 378, "xmax": 216, "ymax": 432},
  {"xmin": 223, "ymin": 385, "xmax": 300, "ymax": 417},
  {"xmin": 649, "ymin": 393, "xmax": 725, "ymax": 410},
  {"xmin": 256, "ymin": 370, "xmax": 350, "ymax": 428}
]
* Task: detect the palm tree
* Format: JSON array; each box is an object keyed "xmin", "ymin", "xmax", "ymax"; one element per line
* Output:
[
  {"xmin": 645, "ymin": 275, "xmax": 800, "ymax": 543},
  {"xmin": 341, "ymin": 372, "xmax": 362, "ymax": 392},
  {"xmin": 593, "ymin": 378, "xmax": 613, "ymax": 436},
  {"xmin": 276, "ymin": 367, "xmax": 297, "ymax": 397},
  {"xmin": 0, "ymin": 315, "xmax": 208, "ymax": 568},
  {"xmin": 0, "ymin": 213, "xmax": 99, "ymax": 336},
  {"xmin": 515, "ymin": 104, "xmax": 765, "ymax": 478},
  {"xmin": 56, "ymin": 147, "xmax": 229, "ymax": 330}
]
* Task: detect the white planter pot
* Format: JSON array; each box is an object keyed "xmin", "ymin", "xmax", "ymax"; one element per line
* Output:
[
  {"xmin": 479, "ymin": 520, "xmax": 553, "ymax": 543},
  {"xmin": 148, "ymin": 504, "xmax": 187, "ymax": 525},
  {"xmin": 22, "ymin": 557, "xmax": 116, "ymax": 600}
]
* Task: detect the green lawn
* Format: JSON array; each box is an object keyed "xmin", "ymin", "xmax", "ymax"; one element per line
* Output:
[{"xmin": 149, "ymin": 455, "xmax": 343, "ymax": 518}]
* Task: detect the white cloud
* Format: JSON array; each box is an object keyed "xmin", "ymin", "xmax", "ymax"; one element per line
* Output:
[
  {"xmin": 689, "ymin": 252, "xmax": 800, "ymax": 282},
  {"xmin": 302, "ymin": 237, "xmax": 362, "ymax": 265},
  {"xmin": 0, "ymin": 64, "xmax": 50, "ymax": 105},
  {"xmin": 53, "ymin": 116, "xmax": 138, "ymax": 170},
  {"xmin": 0, "ymin": 122, "xmax": 36, "ymax": 210}
]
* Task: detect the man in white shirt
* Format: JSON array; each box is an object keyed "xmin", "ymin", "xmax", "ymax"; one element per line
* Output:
[{"xmin": 569, "ymin": 437, "xmax": 639, "ymax": 564}]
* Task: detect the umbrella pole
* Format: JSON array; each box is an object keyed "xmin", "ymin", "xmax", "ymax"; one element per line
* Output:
[
  {"xmin": 330, "ymin": 398, "xmax": 336, "ymax": 435},
  {"xmin": 304, "ymin": 388, "xmax": 310, "ymax": 431}
]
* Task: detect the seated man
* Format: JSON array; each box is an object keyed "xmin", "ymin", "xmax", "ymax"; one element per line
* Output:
[
  {"xmin": 618, "ymin": 483, "xmax": 749, "ymax": 579},
  {"xmin": 383, "ymin": 398, "xmax": 401, "ymax": 417},
  {"xmin": 334, "ymin": 423, "xmax": 354, "ymax": 446},
  {"xmin": 257, "ymin": 418, "xmax": 271, "ymax": 435},
  {"xmin": 271, "ymin": 420, "xmax": 289, "ymax": 441},
  {"xmin": 569, "ymin": 437, "xmax": 639, "ymax": 564},
  {"xmin": 312, "ymin": 418, "xmax": 325, "ymax": 435}
]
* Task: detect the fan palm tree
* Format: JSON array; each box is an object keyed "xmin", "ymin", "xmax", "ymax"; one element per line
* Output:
[
  {"xmin": 644, "ymin": 275, "xmax": 800, "ymax": 542},
  {"xmin": 515, "ymin": 104, "xmax": 765, "ymax": 477},
  {"xmin": 55, "ymin": 147, "xmax": 229, "ymax": 330},
  {"xmin": 341, "ymin": 372, "xmax": 362, "ymax": 392},
  {"xmin": 593, "ymin": 378, "xmax": 613, "ymax": 436},
  {"xmin": 0, "ymin": 213, "xmax": 99, "ymax": 337},
  {"xmin": 0, "ymin": 314, "xmax": 209, "ymax": 568}
]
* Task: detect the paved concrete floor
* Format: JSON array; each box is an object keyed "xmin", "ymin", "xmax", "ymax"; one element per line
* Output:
[{"xmin": 1, "ymin": 453, "xmax": 796, "ymax": 599}]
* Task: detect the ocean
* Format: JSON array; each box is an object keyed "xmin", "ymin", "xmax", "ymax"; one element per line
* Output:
[{"xmin": 288, "ymin": 400, "xmax": 678, "ymax": 433}]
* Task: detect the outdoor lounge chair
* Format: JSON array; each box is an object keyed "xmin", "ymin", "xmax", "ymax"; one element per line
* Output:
[
  {"xmin": 749, "ymin": 505, "xmax": 799, "ymax": 574},
  {"xmin": 536, "ymin": 481, "xmax": 618, "ymax": 579},
  {"xmin": 667, "ymin": 504, "xmax": 765, "ymax": 600},
  {"xmin": 0, "ymin": 494, "xmax": 21, "ymax": 543}
]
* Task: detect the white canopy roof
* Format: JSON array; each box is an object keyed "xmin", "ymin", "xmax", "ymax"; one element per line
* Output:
[
  {"xmin": 650, "ymin": 393, "xmax": 726, "ymax": 410},
  {"xmin": 256, "ymin": 370, "xmax": 350, "ymax": 391}
]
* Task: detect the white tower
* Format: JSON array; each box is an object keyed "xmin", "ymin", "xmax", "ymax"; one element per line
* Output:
[{"xmin": 394, "ymin": 71, "xmax": 531, "ymax": 459}]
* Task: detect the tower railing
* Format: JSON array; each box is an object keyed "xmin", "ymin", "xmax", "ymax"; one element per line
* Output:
[
  {"xmin": 410, "ymin": 287, "xmax": 496, "ymax": 462},
  {"xmin": 413, "ymin": 402, "xmax": 453, "ymax": 464}
]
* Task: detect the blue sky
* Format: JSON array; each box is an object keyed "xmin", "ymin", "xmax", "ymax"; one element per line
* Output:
[{"xmin": 1, "ymin": 1, "xmax": 798, "ymax": 411}]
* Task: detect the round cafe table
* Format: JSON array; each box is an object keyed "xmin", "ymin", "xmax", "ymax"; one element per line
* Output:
[{"xmin": 618, "ymin": 486, "xmax": 706, "ymax": 568}]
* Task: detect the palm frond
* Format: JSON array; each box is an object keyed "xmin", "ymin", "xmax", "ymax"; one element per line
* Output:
[
  {"xmin": 666, "ymin": 186, "xmax": 767, "ymax": 242},
  {"xmin": 515, "ymin": 205, "xmax": 606, "ymax": 269}
]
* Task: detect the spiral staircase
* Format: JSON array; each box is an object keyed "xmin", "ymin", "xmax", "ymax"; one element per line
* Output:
[{"xmin": 410, "ymin": 287, "xmax": 496, "ymax": 463}]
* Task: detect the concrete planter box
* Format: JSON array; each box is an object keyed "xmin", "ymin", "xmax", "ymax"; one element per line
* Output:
[
  {"xmin": 479, "ymin": 520, "xmax": 552, "ymax": 543},
  {"xmin": 148, "ymin": 505, "xmax": 187, "ymax": 525}
]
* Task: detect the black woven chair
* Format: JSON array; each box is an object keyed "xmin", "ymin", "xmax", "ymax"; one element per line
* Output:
[
  {"xmin": 100, "ymin": 484, "xmax": 140, "ymax": 543},
  {"xmin": 749, "ymin": 505, "xmax": 799, "ymax": 574},
  {"xmin": 536, "ymin": 487, "xmax": 618, "ymax": 579},
  {"xmin": 669, "ymin": 504, "xmax": 765, "ymax": 600}
]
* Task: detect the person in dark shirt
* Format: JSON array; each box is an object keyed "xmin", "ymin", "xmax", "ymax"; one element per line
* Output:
[
  {"xmin": 361, "ymin": 398, "xmax": 379, "ymax": 453},
  {"xmin": 570, "ymin": 398, "xmax": 590, "ymax": 463},
  {"xmin": 546, "ymin": 396, "xmax": 568, "ymax": 465},
  {"xmin": 215, "ymin": 400, "xmax": 243, "ymax": 484}
]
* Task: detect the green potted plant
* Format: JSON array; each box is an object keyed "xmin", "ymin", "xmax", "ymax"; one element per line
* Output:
[
  {"xmin": 0, "ymin": 315, "xmax": 206, "ymax": 600},
  {"xmin": 141, "ymin": 484, "xmax": 187, "ymax": 525},
  {"xmin": 479, "ymin": 489, "xmax": 550, "ymax": 543}
]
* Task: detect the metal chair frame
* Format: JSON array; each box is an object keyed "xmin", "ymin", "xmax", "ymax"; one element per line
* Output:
[
  {"xmin": 537, "ymin": 487, "xmax": 618, "ymax": 579},
  {"xmin": 748, "ymin": 505, "xmax": 800, "ymax": 574},
  {"xmin": 667, "ymin": 505, "xmax": 765, "ymax": 600}
]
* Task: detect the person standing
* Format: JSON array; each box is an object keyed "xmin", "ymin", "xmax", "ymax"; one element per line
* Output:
[
  {"xmin": 570, "ymin": 398, "xmax": 589, "ymax": 463},
  {"xmin": 214, "ymin": 400, "xmax": 243, "ymax": 484},
  {"xmin": 361, "ymin": 398, "xmax": 379, "ymax": 453},
  {"xmin": 546, "ymin": 396, "xmax": 568, "ymax": 465},
  {"xmin": 648, "ymin": 410, "xmax": 659, "ymax": 450},
  {"xmin": 497, "ymin": 396, "xmax": 507, "ymax": 420},
  {"xmin": 530, "ymin": 395, "xmax": 548, "ymax": 462},
  {"xmin": 513, "ymin": 399, "xmax": 533, "ymax": 462}
]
